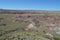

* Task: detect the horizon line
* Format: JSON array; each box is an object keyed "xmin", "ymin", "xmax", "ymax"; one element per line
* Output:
[{"xmin": 0, "ymin": 8, "xmax": 60, "ymax": 11}]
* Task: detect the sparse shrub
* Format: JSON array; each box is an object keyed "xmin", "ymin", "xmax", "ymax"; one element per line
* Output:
[{"xmin": 53, "ymin": 37, "xmax": 60, "ymax": 40}]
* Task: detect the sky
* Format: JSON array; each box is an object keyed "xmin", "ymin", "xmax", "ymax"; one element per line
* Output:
[{"xmin": 0, "ymin": 0, "xmax": 60, "ymax": 10}]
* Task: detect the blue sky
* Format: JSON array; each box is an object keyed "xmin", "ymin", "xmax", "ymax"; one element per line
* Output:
[{"xmin": 0, "ymin": 0, "xmax": 60, "ymax": 10}]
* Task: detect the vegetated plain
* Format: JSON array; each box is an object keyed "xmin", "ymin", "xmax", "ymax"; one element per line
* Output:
[{"xmin": 0, "ymin": 10, "xmax": 60, "ymax": 40}]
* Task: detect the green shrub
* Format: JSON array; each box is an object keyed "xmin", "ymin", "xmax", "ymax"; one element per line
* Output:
[{"xmin": 53, "ymin": 37, "xmax": 60, "ymax": 40}]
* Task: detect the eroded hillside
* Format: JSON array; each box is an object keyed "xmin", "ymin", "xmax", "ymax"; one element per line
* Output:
[{"xmin": 0, "ymin": 10, "xmax": 60, "ymax": 40}]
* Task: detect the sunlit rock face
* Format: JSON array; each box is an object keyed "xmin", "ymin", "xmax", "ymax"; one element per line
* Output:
[
  {"xmin": 45, "ymin": 33, "xmax": 53, "ymax": 38},
  {"xmin": 27, "ymin": 23, "xmax": 35, "ymax": 28},
  {"xmin": 26, "ymin": 21, "xmax": 37, "ymax": 30},
  {"xmin": 56, "ymin": 32, "xmax": 60, "ymax": 35},
  {"xmin": 49, "ymin": 27, "xmax": 60, "ymax": 35}
]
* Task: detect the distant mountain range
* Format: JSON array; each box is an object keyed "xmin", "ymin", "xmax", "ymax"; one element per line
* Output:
[{"xmin": 0, "ymin": 9, "xmax": 60, "ymax": 14}]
